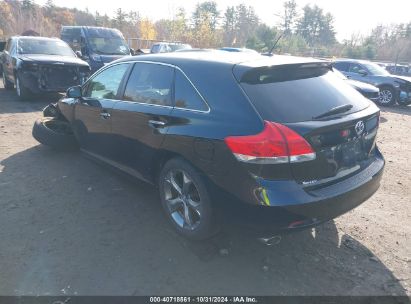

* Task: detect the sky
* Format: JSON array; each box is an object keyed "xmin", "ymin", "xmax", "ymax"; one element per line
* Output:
[{"xmin": 36, "ymin": 0, "xmax": 411, "ymax": 41}]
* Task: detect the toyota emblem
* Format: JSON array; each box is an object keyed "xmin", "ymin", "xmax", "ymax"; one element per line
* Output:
[{"xmin": 355, "ymin": 121, "xmax": 365, "ymax": 136}]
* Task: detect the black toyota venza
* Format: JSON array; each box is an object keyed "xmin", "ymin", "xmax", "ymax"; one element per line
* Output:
[{"xmin": 33, "ymin": 51, "xmax": 385, "ymax": 240}]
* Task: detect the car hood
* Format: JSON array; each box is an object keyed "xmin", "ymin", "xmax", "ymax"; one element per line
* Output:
[
  {"xmin": 20, "ymin": 54, "xmax": 90, "ymax": 67},
  {"xmin": 346, "ymin": 79, "xmax": 379, "ymax": 92}
]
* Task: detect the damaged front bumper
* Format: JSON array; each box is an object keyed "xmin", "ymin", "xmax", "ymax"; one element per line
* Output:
[{"xmin": 19, "ymin": 64, "xmax": 89, "ymax": 93}]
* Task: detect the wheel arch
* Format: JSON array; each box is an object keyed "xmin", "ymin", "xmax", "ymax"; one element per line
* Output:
[{"xmin": 151, "ymin": 149, "xmax": 210, "ymax": 189}]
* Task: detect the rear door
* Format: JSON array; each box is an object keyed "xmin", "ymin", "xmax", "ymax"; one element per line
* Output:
[
  {"xmin": 110, "ymin": 62, "xmax": 174, "ymax": 180},
  {"xmin": 73, "ymin": 62, "xmax": 131, "ymax": 159}
]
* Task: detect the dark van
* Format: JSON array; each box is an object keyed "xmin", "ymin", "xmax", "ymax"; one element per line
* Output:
[{"xmin": 61, "ymin": 26, "xmax": 132, "ymax": 73}]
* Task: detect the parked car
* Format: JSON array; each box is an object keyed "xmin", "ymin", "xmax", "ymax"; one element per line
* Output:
[
  {"xmin": 219, "ymin": 47, "xmax": 259, "ymax": 54},
  {"xmin": 33, "ymin": 51, "xmax": 384, "ymax": 240},
  {"xmin": 1, "ymin": 36, "xmax": 90, "ymax": 100},
  {"xmin": 61, "ymin": 26, "xmax": 132, "ymax": 73},
  {"xmin": 150, "ymin": 42, "xmax": 192, "ymax": 54},
  {"xmin": 386, "ymin": 64, "xmax": 411, "ymax": 76},
  {"xmin": 333, "ymin": 59, "xmax": 411, "ymax": 106},
  {"xmin": 333, "ymin": 69, "xmax": 380, "ymax": 104}
]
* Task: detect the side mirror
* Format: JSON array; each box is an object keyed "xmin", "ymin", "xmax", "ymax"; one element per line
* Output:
[
  {"xmin": 75, "ymin": 51, "xmax": 82, "ymax": 58},
  {"xmin": 67, "ymin": 86, "xmax": 82, "ymax": 98},
  {"xmin": 130, "ymin": 48, "xmax": 135, "ymax": 56},
  {"xmin": 358, "ymin": 69, "xmax": 368, "ymax": 76}
]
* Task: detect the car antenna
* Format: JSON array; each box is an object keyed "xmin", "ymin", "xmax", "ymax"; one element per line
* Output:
[{"xmin": 268, "ymin": 32, "xmax": 283, "ymax": 56}]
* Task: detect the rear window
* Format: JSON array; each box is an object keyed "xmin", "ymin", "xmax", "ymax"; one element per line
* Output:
[{"xmin": 238, "ymin": 65, "xmax": 370, "ymax": 123}]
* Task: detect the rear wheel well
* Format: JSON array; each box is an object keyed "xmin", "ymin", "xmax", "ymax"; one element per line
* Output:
[
  {"xmin": 378, "ymin": 84, "xmax": 398, "ymax": 103},
  {"xmin": 378, "ymin": 84, "xmax": 397, "ymax": 95},
  {"xmin": 152, "ymin": 151, "xmax": 210, "ymax": 189},
  {"xmin": 152, "ymin": 151, "xmax": 182, "ymax": 187}
]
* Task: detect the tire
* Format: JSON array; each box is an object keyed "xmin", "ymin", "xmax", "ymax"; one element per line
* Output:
[
  {"xmin": 32, "ymin": 118, "xmax": 78, "ymax": 151},
  {"xmin": 377, "ymin": 86, "xmax": 396, "ymax": 106},
  {"xmin": 15, "ymin": 74, "xmax": 31, "ymax": 100},
  {"xmin": 159, "ymin": 158, "xmax": 220, "ymax": 240},
  {"xmin": 2, "ymin": 70, "xmax": 14, "ymax": 90}
]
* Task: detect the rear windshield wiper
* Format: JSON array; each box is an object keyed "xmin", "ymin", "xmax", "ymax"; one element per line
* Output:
[{"xmin": 313, "ymin": 104, "xmax": 353, "ymax": 120}]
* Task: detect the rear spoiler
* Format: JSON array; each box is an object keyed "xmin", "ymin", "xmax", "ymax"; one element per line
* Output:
[{"xmin": 238, "ymin": 62, "xmax": 333, "ymax": 84}]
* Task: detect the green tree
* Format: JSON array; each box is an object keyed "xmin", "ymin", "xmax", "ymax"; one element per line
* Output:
[
  {"xmin": 192, "ymin": 1, "xmax": 219, "ymax": 31},
  {"xmin": 234, "ymin": 4, "xmax": 259, "ymax": 46},
  {"xmin": 246, "ymin": 24, "xmax": 278, "ymax": 52},
  {"xmin": 222, "ymin": 4, "xmax": 259, "ymax": 47},
  {"xmin": 223, "ymin": 6, "xmax": 236, "ymax": 45},
  {"xmin": 113, "ymin": 8, "xmax": 127, "ymax": 31},
  {"xmin": 296, "ymin": 4, "xmax": 336, "ymax": 47},
  {"xmin": 280, "ymin": 0, "xmax": 298, "ymax": 36}
]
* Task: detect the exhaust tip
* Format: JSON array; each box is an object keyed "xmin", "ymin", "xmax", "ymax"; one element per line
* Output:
[{"xmin": 258, "ymin": 235, "xmax": 282, "ymax": 246}]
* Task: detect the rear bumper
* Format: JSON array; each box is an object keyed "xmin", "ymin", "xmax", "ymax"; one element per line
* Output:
[{"xmin": 219, "ymin": 154, "xmax": 384, "ymax": 237}]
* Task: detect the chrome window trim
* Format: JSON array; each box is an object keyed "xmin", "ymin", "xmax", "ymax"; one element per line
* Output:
[{"xmin": 92, "ymin": 60, "xmax": 211, "ymax": 114}]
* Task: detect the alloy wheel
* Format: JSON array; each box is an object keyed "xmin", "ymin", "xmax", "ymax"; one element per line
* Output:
[
  {"xmin": 163, "ymin": 169, "xmax": 202, "ymax": 230},
  {"xmin": 379, "ymin": 89, "xmax": 393, "ymax": 104}
]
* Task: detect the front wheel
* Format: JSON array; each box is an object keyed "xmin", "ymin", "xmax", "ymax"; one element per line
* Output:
[
  {"xmin": 159, "ymin": 158, "xmax": 219, "ymax": 240},
  {"xmin": 377, "ymin": 86, "xmax": 396, "ymax": 106},
  {"xmin": 32, "ymin": 118, "xmax": 78, "ymax": 151}
]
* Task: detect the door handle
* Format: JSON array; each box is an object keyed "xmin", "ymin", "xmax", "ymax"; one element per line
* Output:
[
  {"xmin": 148, "ymin": 120, "xmax": 166, "ymax": 127},
  {"xmin": 100, "ymin": 112, "xmax": 111, "ymax": 119}
]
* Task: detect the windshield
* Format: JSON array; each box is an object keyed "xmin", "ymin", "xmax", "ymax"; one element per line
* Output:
[
  {"xmin": 17, "ymin": 39, "xmax": 75, "ymax": 56},
  {"xmin": 363, "ymin": 62, "xmax": 390, "ymax": 76},
  {"xmin": 88, "ymin": 37, "xmax": 130, "ymax": 55}
]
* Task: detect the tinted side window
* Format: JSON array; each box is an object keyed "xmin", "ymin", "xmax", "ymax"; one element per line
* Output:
[
  {"xmin": 349, "ymin": 63, "xmax": 366, "ymax": 74},
  {"xmin": 174, "ymin": 70, "xmax": 208, "ymax": 111},
  {"xmin": 333, "ymin": 61, "xmax": 349, "ymax": 72},
  {"xmin": 123, "ymin": 63, "xmax": 173, "ymax": 106},
  {"xmin": 84, "ymin": 63, "xmax": 129, "ymax": 99}
]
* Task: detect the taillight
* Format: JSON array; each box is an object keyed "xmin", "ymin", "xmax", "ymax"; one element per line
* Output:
[{"xmin": 224, "ymin": 121, "xmax": 316, "ymax": 164}]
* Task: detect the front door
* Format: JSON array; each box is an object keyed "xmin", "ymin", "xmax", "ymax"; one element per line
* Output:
[
  {"xmin": 110, "ymin": 62, "xmax": 174, "ymax": 180},
  {"xmin": 73, "ymin": 63, "xmax": 131, "ymax": 159}
]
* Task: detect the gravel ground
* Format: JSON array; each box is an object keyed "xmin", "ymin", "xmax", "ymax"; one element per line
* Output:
[{"xmin": 0, "ymin": 83, "xmax": 410, "ymax": 296}]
